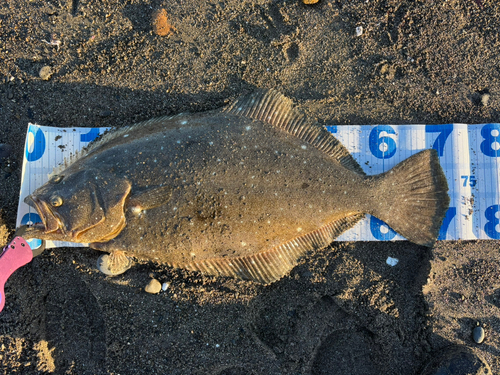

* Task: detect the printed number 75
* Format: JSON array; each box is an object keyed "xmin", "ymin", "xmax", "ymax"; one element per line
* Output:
[{"xmin": 461, "ymin": 175, "xmax": 477, "ymax": 187}]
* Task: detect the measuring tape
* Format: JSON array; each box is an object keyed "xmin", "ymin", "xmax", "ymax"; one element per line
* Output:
[{"xmin": 16, "ymin": 123, "xmax": 500, "ymax": 247}]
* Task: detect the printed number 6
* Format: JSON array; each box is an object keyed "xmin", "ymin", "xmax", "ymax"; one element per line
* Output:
[
  {"xmin": 369, "ymin": 125, "xmax": 397, "ymax": 159},
  {"xmin": 370, "ymin": 216, "xmax": 396, "ymax": 240}
]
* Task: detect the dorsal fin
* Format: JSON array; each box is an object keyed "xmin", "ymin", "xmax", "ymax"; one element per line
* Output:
[
  {"xmin": 181, "ymin": 213, "xmax": 365, "ymax": 284},
  {"xmin": 223, "ymin": 89, "xmax": 365, "ymax": 176}
]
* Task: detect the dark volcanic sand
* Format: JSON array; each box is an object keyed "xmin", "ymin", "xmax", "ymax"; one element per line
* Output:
[{"xmin": 1, "ymin": 0, "xmax": 499, "ymax": 374}]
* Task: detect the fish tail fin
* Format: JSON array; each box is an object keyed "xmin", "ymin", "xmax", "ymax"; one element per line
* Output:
[{"xmin": 370, "ymin": 149, "xmax": 449, "ymax": 247}]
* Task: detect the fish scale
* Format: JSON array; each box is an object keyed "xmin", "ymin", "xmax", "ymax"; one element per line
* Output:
[{"xmin": 24, "ymin": 90, "xmax": 449, "ymax": 283}]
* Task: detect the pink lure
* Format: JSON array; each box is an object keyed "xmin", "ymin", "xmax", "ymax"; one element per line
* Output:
[{"xmin": 0, "ymin": 237, "xmax": 33, "ymax": 312}]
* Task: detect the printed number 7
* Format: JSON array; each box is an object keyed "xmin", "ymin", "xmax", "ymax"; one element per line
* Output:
[{"xmin": 461, "ymin": 175, "xmax": 477, "ymax": 187}]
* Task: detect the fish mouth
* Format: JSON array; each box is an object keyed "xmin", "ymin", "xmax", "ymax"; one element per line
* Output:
[{"xmin": 24, "ymin": 195, "xmax": 64, "ymax": 234}]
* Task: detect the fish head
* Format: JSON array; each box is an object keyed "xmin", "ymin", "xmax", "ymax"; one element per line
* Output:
[{"xmin": 24, "ymin": 168, "xmax": 131, "ymax": 243}]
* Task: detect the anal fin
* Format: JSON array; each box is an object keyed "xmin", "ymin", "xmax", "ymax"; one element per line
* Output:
[{"xmin": 184, "ymin": 213, "xmax": 365, "ymax": 284}]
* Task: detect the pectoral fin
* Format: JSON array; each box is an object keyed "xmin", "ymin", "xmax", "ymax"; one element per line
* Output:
[
  {"xmin": 128, "ymin": 185, "xmax": 173, "ymax": 213},
  {"xmin": 96, "ymin": 251, "xmax": 133, "ymax": 276}
]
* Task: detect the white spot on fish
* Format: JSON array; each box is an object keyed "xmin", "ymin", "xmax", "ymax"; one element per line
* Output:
[
  {"xmin": 123, "ymin": 134, "xmax": 129, "ymax": 138},
  {"xmin": 241, "ymin": 241, "xmax": 247, "ymax": 246},
  {"xmin": 181, "ymin": 120, "xmax": 188, "ymax": 125}
]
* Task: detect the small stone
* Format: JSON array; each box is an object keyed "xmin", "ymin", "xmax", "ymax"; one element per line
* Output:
[
  {"xmin": 473, "ymin": 326, "xmax": 485, "ymax": 344},
  {"xmin": 355, "ymin": 26, "xmax": 363, "ymax": 37},
  {"xmin": 39, "ymin": 66, "xmax": 53, "ymax": 81},
  {"xmin": 152, "ymin": 9, "xmax": 174, "ymax": 36},
  {"xmin": 481, "ymin": 94, "xmax": 490, "ymax": 107},
  {"xmin": 161, "ymin": 282, "xmax": 170, "ymax": 291},
  {"xmin": 386, "ymin": 256, "xmax": 399, "ymax": 266},
  {"xmin": 145, "ymin": 278, "xmax": 162, "ymax": 294},
  {"xmin": 303, "ymin": 0, "xmax": 319, "ymax": 4}
]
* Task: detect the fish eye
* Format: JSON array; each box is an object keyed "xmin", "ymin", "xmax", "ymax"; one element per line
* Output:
[
  {"xmin": 50, "ymin": 195, "xmax": 63, "ymax": 207},
  {"xmin": 50, "ymin": 175, "xmax": 64, "ymax": 184}
]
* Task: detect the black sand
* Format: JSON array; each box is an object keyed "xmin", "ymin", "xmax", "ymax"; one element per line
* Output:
[{"xmin": 1, "ymin": 1, "xmax": 499, "ymax": 374}]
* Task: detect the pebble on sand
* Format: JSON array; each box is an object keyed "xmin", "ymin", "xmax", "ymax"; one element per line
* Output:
[
  {"xmin": 145, "ymin": 278, "xmax": 162, "ymax": 294},
  {"xmin": 39, "ymin": 66, "xmax": 53, "ymax": 81},
  {"xmin": 152, "ymin": 9, "xmax": 174, "ymax": 36},
  {"xmin": 302, "ymin": 0, "xmax": 319, "ymax": 4},
  {"xmin": 473, "ymin": 326, "xmax": 485, "ymax": 344},
  {"xmin": 355, "ymin": 26, "xmax": 363, "ymax": 37},
  {"xmin": 481, "ymin": 94, "xmax": 490, "ymax": 107}
]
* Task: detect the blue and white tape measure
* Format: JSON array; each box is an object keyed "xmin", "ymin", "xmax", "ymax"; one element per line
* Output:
[{"xmin": 17, "ymin": 123, "xmax": 500, "ymax": 247}]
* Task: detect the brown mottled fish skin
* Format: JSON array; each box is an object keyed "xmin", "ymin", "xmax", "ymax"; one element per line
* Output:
[{"xmin": 24, "ymin": 90, "xmax": 450, "ymax": 283}]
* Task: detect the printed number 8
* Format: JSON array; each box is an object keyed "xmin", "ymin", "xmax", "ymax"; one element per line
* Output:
[
  {"xmin": 369, "ymin": 125, "xmax": 397, "ymax": 159},
  {"xmin": 484, "ymin": 205, "xmax": 500, "ymax": 239},
  {"xmin": 480, "ymin": 124, "xmax": 500, "ymax": 157}
]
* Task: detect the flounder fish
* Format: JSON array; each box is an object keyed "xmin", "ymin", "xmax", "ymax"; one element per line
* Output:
[{"xmin": 24, "ymin": 90, "xmax": 449, "ymax": 283}]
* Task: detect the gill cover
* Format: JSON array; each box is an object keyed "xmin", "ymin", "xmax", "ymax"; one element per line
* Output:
[{"xmin": 27, "ymin": 169, "xmax": 131, "ymax": 243}]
